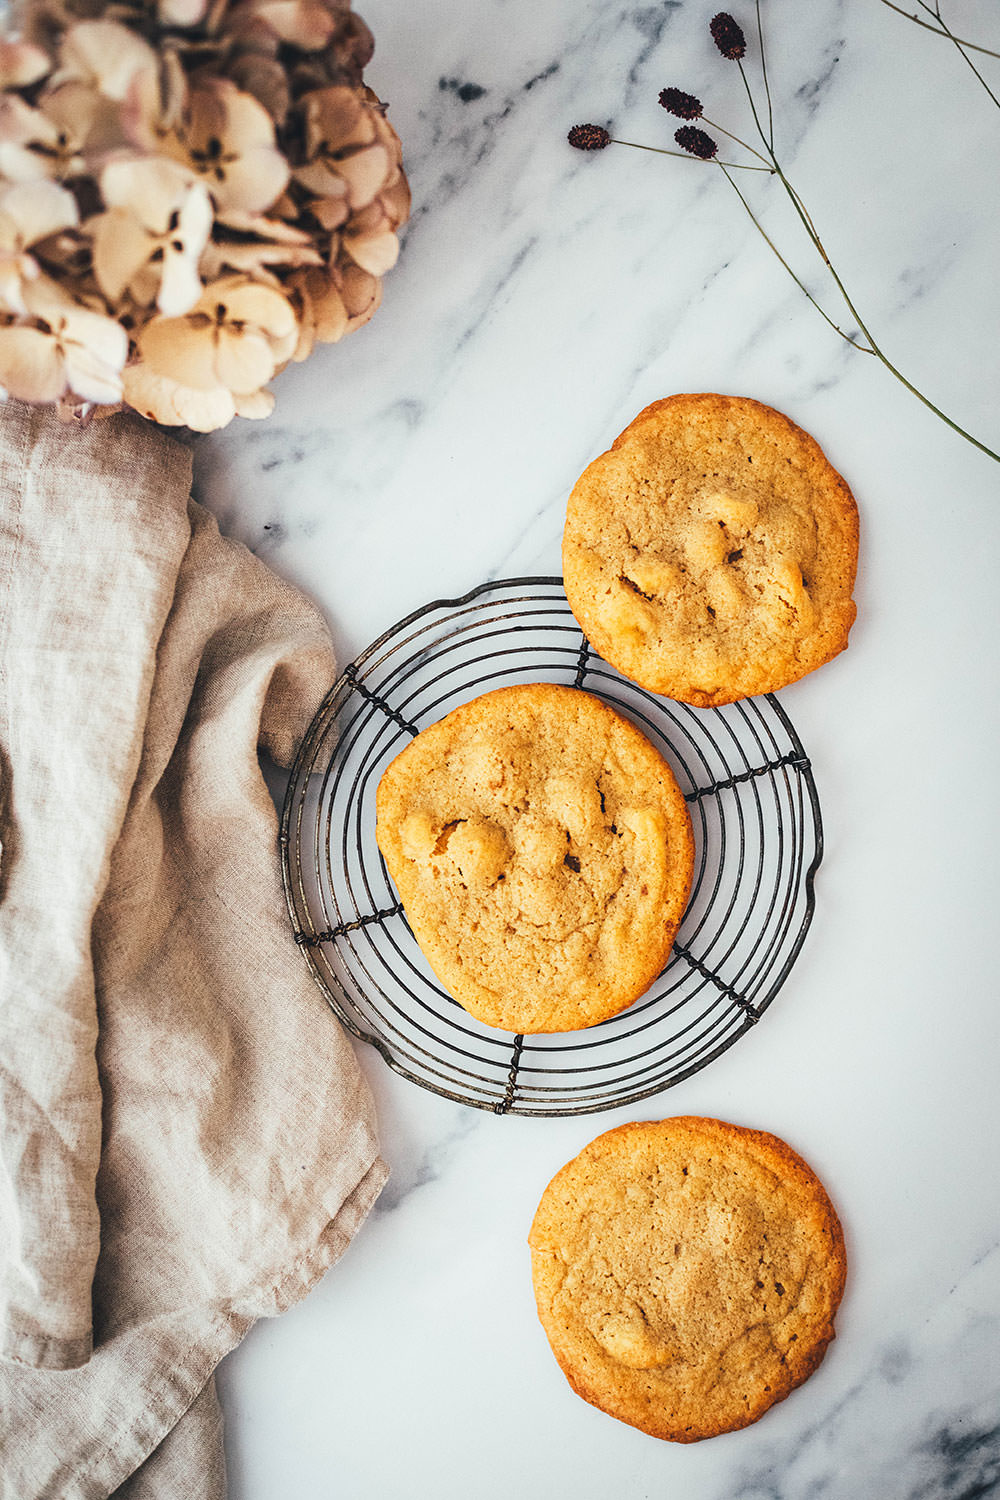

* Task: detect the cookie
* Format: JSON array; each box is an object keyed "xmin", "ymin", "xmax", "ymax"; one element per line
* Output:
[
  {"xmin": 529, "ymin": 1116, "xmax": 847, "ymax": 1441},
  {"xmin": 374, "ymin": 683, "xmax": 694, "ymax": 1034},
  {"xmin": 562, "ymin": 394, "xmax": 859, "ymax": 706}
]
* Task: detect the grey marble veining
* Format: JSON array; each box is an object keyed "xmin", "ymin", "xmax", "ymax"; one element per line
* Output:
[
  {"xmin": 720, "ymin": 1243, "xmax": 1000, "ymax": 1500},
  {"xmin": 200, "ymin": 2, "xmax": 1000, "ymax": 1495}
]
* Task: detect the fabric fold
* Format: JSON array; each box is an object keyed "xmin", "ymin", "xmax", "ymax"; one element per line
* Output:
[{"xmin": 0, "ymin": 405, "xmax": 385, "ymax": 1498}]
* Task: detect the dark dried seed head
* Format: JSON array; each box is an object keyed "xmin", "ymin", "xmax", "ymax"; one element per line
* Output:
[
  {"xmin": 710, "ymin": 12, "xmax": 747, "ymax": 59},
  {"xmin": 658, "ymin": 87, "xmax": 703, "ymax": 120},
  {"xmin": 674, "ymin": 125, "xmax": 719, "ymax": 160},
  {"xmin": 567, "ymin": 123, "xmax": 611, "ymax": 151}
]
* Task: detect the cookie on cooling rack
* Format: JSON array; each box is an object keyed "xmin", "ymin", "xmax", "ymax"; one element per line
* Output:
[
  {"xmin": 374, "ymin": 683, "xmax": 694, "ymax": 1034},
  {"xmin": 529, "ymin": 1116, "xmax": 847, "ymax": 1442},
  {"xmin": 562, "ymin": 394, "xmax": 859, "ymax": 706}
]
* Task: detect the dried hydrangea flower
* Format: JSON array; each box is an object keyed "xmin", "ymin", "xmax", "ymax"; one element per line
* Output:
[
  {"xmin": 338, "ymin": 259, "xmax": 381, "ymax": 333},
  {"xmin": 567, "ymin": 123, "xmax": 611, "ymax": 151},
  {"xmin": 148, "ymin": 81, "xmax": 291, "ymax": 215},
  {"xmin": 286, "ymin": 263, "xmax": 349, "ymax": 361},
  {"xmin": 137, "ymin": 274, "xmax": 296, "ymax": 394},
  {"xmin": 0, "ymin": 274, "xmax": 126, "ymax": 403},
  {"xmin": 0, "ymin": 40, "xmax": 50, "ymax": 89},
  {"xmin": 202, "ymin": 209, "xmax": 323, "ymax": 283},
  {"xmin": 0, "ymin": 178, "xmax": 78, "ymax": 313},
  {"xmin": 674, "ymin": 125, "xmax": 719, "ymax": 160},
  {"xmin": 710, "ymin": 12, "xmax": 747, "ymax": 60},
  {"xmin": 247, "ymin": 0, "xmax": 357, "ymax": 51},
  {"xmin": 122, "ymin": 360, "xmax": 247, "ymax": 429},
  {"xmin": 90, "ymin": 157, "xmax": 212, "ymax": 315},
  {"xmin": 0, "ymin": 86, "xmax": 102, "ymax": 183},
  {"xmin": 294, "ymin": 85, "xmax": 390, "ymax": 206},
  {"xmin": 658, "ymin": 88, "xmax": 703, "ymax": 120},
  {"xmin": 0, "ymin": 0, "xmax": 409, "ymax": 429},
  {"xmin": 52, "ymin": 20, "xmax": 156, "ymax": 102}
]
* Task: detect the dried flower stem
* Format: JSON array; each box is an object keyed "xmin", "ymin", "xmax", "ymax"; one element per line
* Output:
[
  {"xmin": 701, "ymin": 7, "xmax": 999, "ymax": 465},
  {"xmin": 699, "ymin": 115, "xmax": 772, "ymax": 165},
  {"xmin": 755, "ymin": 0, "xmax": 775, "ymax": 148},
  {"xmin": 724, "ymin": 19, "xmax": 1000, "ymax": 463},
  {"xmin": 913, "ymin": 0, "xmax": 1000, "ymax": 111},
  {"xmin": 878, "ymin": 0, "xmax": 1000, "ymax": 60},
  {"xmin": 571, "ymin": 11, "xmax": 999, "ymax": 462},
  {"xmin": 717, "ymin": 163, "xmax": 869, "ymax": 350},
  {"xmin": 611, "ymin": 138, "xmax": 773, "ymax": 171}
]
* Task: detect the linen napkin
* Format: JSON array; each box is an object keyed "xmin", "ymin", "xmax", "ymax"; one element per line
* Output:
[{"xmin": 0, "ymin": 401, "xmax": 386, "ymax": 1497}]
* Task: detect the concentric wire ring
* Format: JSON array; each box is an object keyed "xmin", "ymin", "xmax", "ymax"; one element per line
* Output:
[{"xmin": 281, "ymin": 577, "xmax": 823, "ymax": 1117}]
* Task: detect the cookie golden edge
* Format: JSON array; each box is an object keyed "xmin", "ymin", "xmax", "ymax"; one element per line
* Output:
[
  {"xmin": 374, "ymin": 683, "xmax": 695, "ymax": 1034},
  {"xmin": 562, "ymin": 393, "xmax": 860, "ymax": 708},
  {"xmin": 528, "ymin": 1116, "xmax": 848, "ymax": 1442}
]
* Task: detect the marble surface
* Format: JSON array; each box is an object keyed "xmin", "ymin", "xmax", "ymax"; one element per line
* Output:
[{"xmin": 194, "ymin": 1, "xmax": 1000, "ymax": 1494}]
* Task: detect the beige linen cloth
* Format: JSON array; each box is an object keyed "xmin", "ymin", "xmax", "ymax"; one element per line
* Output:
[{"xmin": 0, "ymin": 402, "xmax": 386, "ymax": 1498}]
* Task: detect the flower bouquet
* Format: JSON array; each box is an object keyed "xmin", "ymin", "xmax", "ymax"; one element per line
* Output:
[{"xmin": 0, "ymin": 0, "xmax": 409, "ymax": 429}]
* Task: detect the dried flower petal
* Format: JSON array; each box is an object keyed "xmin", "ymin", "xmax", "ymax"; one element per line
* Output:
[
  {"xmin": 158, "ymin": 0, "xmax": 210, "ymax": 24},
  {"xmin": 329, "ymin": 141, "xmax": 389, "ymax": 207},
  {"xmin": 0, "ymin": 325, "xmax": 66, "ymax": 401},
  {"xmin": 233, "ymin": 386, "xmax": 274, "ymax": 419},
  {"xmin": 710, "ymin": 12, "xmax": 747, "ymax": 60},
  {"xmin": 338, "ymin": 259, "xmax": 380, "ymax": 330},
  {"xmin": 123, "ymin": 360, "xmax": 238, "ymax": 429},
  {"xmin": 674, "ymin": 125, "xmax": 718, "ymax": 160},
  {"xmin": 0, "ymin": 276, "xmax": 126, "ymax": 404},
  {"xmin": 138, "ymin": 275, "xmax": 295, "ymax": 395},
  {"xmin": 310, "ymin": 193, "xmax": 350, "ymax": 231},
  {"xmin": 567, "ymin": 123, "xmax": 610, "ymax": 151},
  {"xmin": 0, "ymin": 41, "xmax": 51, "ymax": 90},
  {"xmin": 0, "ymin": 0, "xmax": 409, "ymax": 425},
  {"xmin": 92, "ymin": 158, "xmax": 211, "ymax": 314},
  {"xmin": 153, "ymin": 81, "xmax": 290, "ymax": 214},
  {"xmin": 341, "ymin": 226, "xmax": 397, "ymax": 276},
  {"xmin": 203, "ymin": 209, "xmax": 321, "ymax": 280},
  {"xmin": 0, "ymin": 86, "xmax": 103, "ymax": 183},
  {"xmin": 0, "ymin": 179, "xmax": 78, "ymax": 313},
  {"xmin": 287, "ymin": 264, "xmax": 347, "ymax": 360},
  {"xmin": 247, "ymin": 0, "xmax": 343, "ymax": 51},
  {"xmin": 0, "ymin": 178, "xmax": 78, "ymax": 249},
  {"xmin": 658, "ymin": 88, "xmax": 702, "ymax": 120},
  {"xmin": 225, "ymin": 53, "xmax": 289, "ymax": 125},
  {"xmin": 54, "ymin": 21, "xmax": 156, "ymax": 102}
]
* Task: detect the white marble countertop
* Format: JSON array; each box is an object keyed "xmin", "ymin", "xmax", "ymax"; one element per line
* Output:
[{"xmin": 192, "ymin": 1, "xmax": 1000, "ymax": 1494}]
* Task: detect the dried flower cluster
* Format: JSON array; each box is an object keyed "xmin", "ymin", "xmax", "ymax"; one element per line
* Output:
[
  {"xmin": 0, "ymin": 0, "xmax": 409, "ymax": 429},
  {"xmin": 568, "ymin": 7, "xmax": 999, "ymax": 467},
  {"xmin": 566, "ymin": 122, "xmax": 610, "ymax": 152},
  {"xmin": 708, "ymin": 11, "xmax": 746, "ymax": 60}
]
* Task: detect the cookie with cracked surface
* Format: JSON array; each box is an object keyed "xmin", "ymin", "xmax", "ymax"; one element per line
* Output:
[
  {"xmin": 374, "ymin": 683, "xmax": 694, "ymax": 1034},
  {"xmin": 529, "ymin": 1116, "xmax": 847, "ymax": 1441},
  {"xmin": 562, "ymin": 394, "xmax": 859, "ymax": 706}
]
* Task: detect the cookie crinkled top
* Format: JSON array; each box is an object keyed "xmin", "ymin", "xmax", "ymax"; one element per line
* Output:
[
  {"xmin": 562, "ymin": 393, "xmax": 859, "ymax": 706},
  {"xmin": 375, "ymin": 683, "xmax": 694, "ymax": 1033},
  {"xmin": 529, "ymin": 1115, "xmax": 847, "ymax": 1441}
]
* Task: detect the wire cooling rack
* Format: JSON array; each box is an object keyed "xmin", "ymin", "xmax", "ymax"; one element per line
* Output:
[{"xmin": 281, "ymin": 577, "xmax": 823, "ymax": 1117}]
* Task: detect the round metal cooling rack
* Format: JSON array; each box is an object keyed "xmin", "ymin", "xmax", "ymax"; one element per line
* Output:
[{"xmin": 282, "ymin": 576, "xmax": 823, "ymax": 1117}]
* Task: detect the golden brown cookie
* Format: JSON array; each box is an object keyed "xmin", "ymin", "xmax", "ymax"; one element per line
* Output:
[
  {"xmin": 374, "ymin": 683, "xmax": 694, "ymax": 1034},
  {"xmin": 529, "ymin": 1116, "xmax": 847, "ymax": 1441},
  {"xmin": 562, "ymin": 394, "xmax": 859, "ymax": 706}
]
